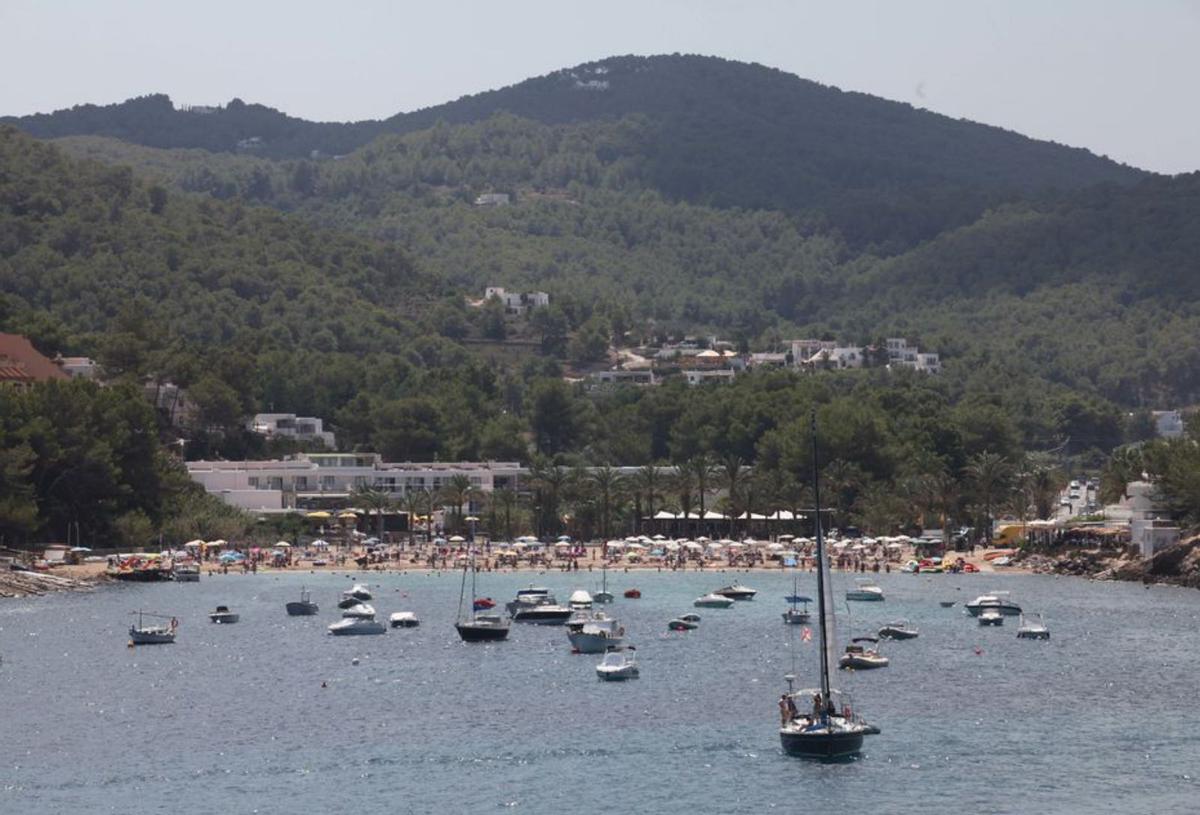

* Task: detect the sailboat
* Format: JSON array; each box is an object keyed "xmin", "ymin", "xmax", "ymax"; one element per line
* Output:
[
  {"xmin": 455, "ymin": 545, "xmax": 509, "ymax": 643},
  {"xmin": 779, "ymin": 412, "xmax": 879, "ymax": 759},
  {"xmin": 782, "ymin": 575, "xmax": 811, "ymax": 624},
  {"xmin": 594, "ymin": 563, "xmax": 615, "ymax": 604}
]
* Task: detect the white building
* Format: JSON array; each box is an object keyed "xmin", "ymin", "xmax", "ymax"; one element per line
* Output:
[
  {"xmin": 186, "ymin": 454, "xmax": 525, "ymax": 512},
  {"xmin": 249, "ymin": 413, "xmax": 336, "ymax": 448},
  {"xmin": 809, "ymin": 346, "xmax": 863, "ymax": 369},
  {"xmin": 683, "ymin": 369, "xmax": 736, "ymax": 386},
  {"xmin": 1123, "ymin": 481, "xmax": 1181, "ymax": 557},
  {"xmin": 474, "ymin": 193, "xmax": 511, "ymax": 207},
  {"xmin": 484, "ymin": 287, "xmax": 550, "ymax": 315},
  {"xmin": 588, "ymin": 369, "xmax": 659, "ymax": 387},
  {"xmin": 886, "ymin": 338, "xmax": 940, "ymax": 373},
  {"xmin": 54, "ymin": 355, "xmax": 99, "ymax": 379}
]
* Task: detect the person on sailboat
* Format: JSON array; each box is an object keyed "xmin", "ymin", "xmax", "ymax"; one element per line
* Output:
[
  {"xmin": 786, "ymin": 695, "xmax": 799, "ymax": 721},
  {"xmin": 779, "ymin": 695, "xmax": 791, "ymax": 726},
  {"xmin": 811, "ymin": 692, "xmax": 823, "ymax": 720}
]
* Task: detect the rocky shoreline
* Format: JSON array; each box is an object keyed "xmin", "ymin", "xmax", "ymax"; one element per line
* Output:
[
  {"xmin": 0, "ymin": 568, "xmax": 106, "ymax": 599},
  {"xmin": 1020, "ymin": 539, "xmax": 1200, "ymax": 589}
]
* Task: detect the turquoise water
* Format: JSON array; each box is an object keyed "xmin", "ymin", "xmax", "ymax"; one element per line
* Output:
[{"xmin": 2, "ymin": 569, "xmax": 1198, "ymax": 814}]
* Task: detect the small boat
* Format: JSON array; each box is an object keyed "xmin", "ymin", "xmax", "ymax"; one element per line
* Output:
[
  {"xmin": 1016, "ymin": 613, "xmax": 1050, "ymax": 640},
  {"xmin": 346, "ymin": 583, "xmax": 373, "ymax": 601},
  {"xmin": 569, "ymin": 589, "xmax": 594, "ymax": 610},
  {"xmin": 337, "ymin": 595, "xmax": 361, "ymax": 609},
  {"xmin": 594, "ymin": 565, "xmax": 614, "ymax": 604},
  {"xmin": 328, "ymin": 617, "xmax": 386, "ymax": 636},
  {"xmin": 978, "ymin": 608, "xmax": 1004, "ymax": 626},
  {"xmin": 845, "ymin": 579, "xmax": 885, "ymax": 602},
  {"xmin": 389, "ymin": 612, "xmax": 420, "ymax": 628},
  {"xmin": 783, "ymin": 578, "xmax": 811, "ymax": 624},
  {"xmin": 341, "ymin": 603, "xmax": 377, "ymax": 619},
  {"xmin": 172, "ymin": 564, "xmax": 200, "ymax": 583},
  {"xmin": 286, "ymin": 587, "xmax": 319, "ymax": 616},
  {"xmin": 965, "ymin": 591, "xmax": 1022, "ymax": 617},
  {"xmin": 595, "ymin": 648, "xmax": 639, "ymax": 681},
  {"xmin": 838, "ymin": 637, "xmax": 889, "ymax": 670},
  {"xmin": 567, "ymin": 612, "xmax": 625, "ymax": 653},
  {"xmin": 669, "ymin": 613, "xmax": 701, "ymax": 631},
  {"xmin": 714, "ymin": 583, "xmax": 757, "ymax": 601},
  {"xmin": 780, "ymin": 412, "xmax": 878, "ymax": 759},
  {"xmin": 694, "ymin": 593, "xmax": 735, "ymax": 609},
  {"xmin": 512, "ymin": 602, "xmax": 574, "ymax": 625},
  {"xmin": 505, "ymin": 586, "xmax": 553, "ymax": 616},
  {"xmin": 623, "ymin": 588, "xmax": 641, "ymax": 599},
  {"xmin": 129, "ymin": 611, "xmax": 177, "ymax": 645},
  {"xmin": 456, "ymin": 551, "xmax": 510, "ymax": 642},
  {"xmin": 209, "ymin": 605, "xmax": 239, "ymax": 624},
  {"xmin": 878, "ymin": 620, "xmax": 919, "ymax": 640},
  {"xmin": 939, "ymin": 600, "xmax": 956, "ymax": 608}
]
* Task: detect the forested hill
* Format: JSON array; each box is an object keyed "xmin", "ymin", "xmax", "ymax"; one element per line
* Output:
[
  {"xmin": 0, "ymin": 126, "xmax": 441, "ymax": 358},
  {"xmin": 4, "ymin": 55, "xmax": 1148, "ymax": 249}
]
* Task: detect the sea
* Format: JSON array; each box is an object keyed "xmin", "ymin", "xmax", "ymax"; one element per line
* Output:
[{"xmin": 2, "ymin": 568, "xmax": 1198, "ymax": 814}]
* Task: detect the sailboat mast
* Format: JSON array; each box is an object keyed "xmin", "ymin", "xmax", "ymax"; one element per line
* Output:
[{"xmin": 810, "ymin": 410, "xmax": 833, "ymax": 706}]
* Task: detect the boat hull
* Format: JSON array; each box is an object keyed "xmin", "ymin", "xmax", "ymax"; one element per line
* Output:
[
  {"xmin": 668, "ymin": 619, "xmax": 698, "ymax": 631},
  {"xmin": 845, "ymin": 591, "xmax": 884, "ymax": 602},
  {"xmin": 1017, "ymin": 629, "xmax": 1050, "ymax": 640},
  {"xmin": 286, "ymin": 602, "xmax": 319, "ymax": 616},
  {"xmin": 328, "ymin": 620, "xmax": 386, "ymax": 635},
  {"xmin": 209, "ymin": 614, "xmax": 239, "ymax": 624},
  {"xmin": 780, "ymin": 729, "xmax": 865, "ymax": 759},
  {"xmin": 456, "ymin": 622, "xmax": 510, "ymax": 642},
  {"xmin": 878, "ymin": 627, "xmax": 918, "ymax": 640},
  {"xmin": 596, "ymin": 666, "xmax": 638, "ymax": 681},
  {"xmin": 593, "ymin": 592, "xmax": 615, "ymax": 604},
  {"xmin": 569, "ymin": 632, "xmax": 624, "ymax": 654},
  {"xmin": 129, "ymin": 630, "xmax": 175, "ymax": 644},
  {"xmin": 965, "ymin": 602, "xmax": 1021, "ymax": 617},
  {"xmin": 512, "ymin": 609, "xmax": 573, "ymax": 625},
  {"xmin": 782, "ymin": 610, "xmax": 811, "ymax": 624},
  {"xmin": 173, "ymin": 570, "xmax": 200, "ymax": 583},
  {"xmin": 839, "ymin": 655, "xmax": 889, "ymax": 669}
]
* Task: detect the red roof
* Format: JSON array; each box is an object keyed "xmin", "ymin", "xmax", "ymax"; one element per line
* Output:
[{"xmin": 0, "ymin": 334, "xmax": 69, "ymax": 382}]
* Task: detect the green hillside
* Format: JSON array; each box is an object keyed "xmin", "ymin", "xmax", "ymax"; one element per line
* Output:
[{"xmin": 5, "ymin": 55, "xmax": 1147, "ymax": 250}]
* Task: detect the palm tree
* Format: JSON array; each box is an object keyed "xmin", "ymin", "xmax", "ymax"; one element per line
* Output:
[
  {"xmin": 589, "ymin": 465, "xmax": 626, "ymax": 541},
  {"xmin": 964, "ymin": 452, "xmax": 1012, "ymax": 544},
  {"xmin": 528, "ymin": 458, "xmax": 570, "ymax": 538},
  {"xmin": 438, "ymin": 474, "xmax": 473, "ymax": 534},
  {"xmin": 687, "ymin": 452, "xmax": 718, "ymax": 538},
  {"xmin": 352, "ymin": 485, "xmax": 392, "ymax": 541},
  {"xmin": 822, "ymin": 459, "xmax": 865, "ymax": 531},
  {"xmin": 400, "ymin": 488, "xmax": 430, "ymax": 548},
  {"xmin": 720, "ymin": 455, "xmax": 746, "ymax": 538},
  {"xmin": 631, "ymin": 463, "xmax": 665, "ymax": 534},
  {"xmin": 491, "ymin": 488, "xmax": 519, "ymax": 541},
  {"xmin": 669, "ymin": 467, "xmax": 696, "ymax": 539}
]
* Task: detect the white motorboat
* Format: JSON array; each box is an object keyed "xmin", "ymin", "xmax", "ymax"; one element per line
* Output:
[
  {"xmin": 286, "ymin": 586, "xmax": 319, "ymax": 616},
  {"xmin": 595, "ymin": 649, "xmax": 639, "ymax": 681},
  {"xmin": 669, "ymin": 613, "xmax": 701, "ymax": 631},
  {"xmin": 694, "ymin": 593, "xmax": 735, "ymax": 609},
  {"xmin": 505, "ymin": 586, "xmax": 553, "ymax": 616},
  {"xmin": 569, "ymin": 589, "xmax": 594, "ymax": 610},
  {"xmin": 343, "ymin": 583, "xmax": 372, "ymax": 602},
  {"xmin": 389, "ymin": 611, "xmax": 420, "ymax": 628},
  {"xmin": 978, "ymin": 608, "xmax": 1004, "ymax": 626},
  {"xmin": 1016, "ymin": 613, "xmax": 1050, "ymax": 639},
  {"xmin": 328, "ymin": 616, "xmax": 386, "ymax": 636},
  {"xmin": 838, "ymin": 637, "xmax": 890, "ymax": 669},
  {"xmin": 341, "ymin": 603, "xmax": 377, "ymax": 619},
  {"xmin": 965, "ymin": 591, "xmax": 1022, "ymax": 617},
  {"xmin": 209, "ymin": 605, "xmax": 239, "ymax": 624},
  {"xmin": 567, "ymin": 611, "xmax": 625, "ymax": 653},
  {"xmin": 512, "ymin": 601, "xmax": 574, "ymax": 625},
  {"xmin": 779, "ymin": 413, "xmax": 878, "ymax": 759},
  {"xmin": 877, "ymin": 620, "xmax": 919, "ymax": 640},
  {"xmin": 172, "ymin": 564, "xmax": 200, "ymax": 582},
  {"xmin": 845, "ymin": 579, "xmax": 885, "ymax": 602},
  {"xmin": 129, "ymin": 611, "xmax": 177, "ymax": 645},
  {"xmin": 714, "ymin": 583, "xmax": 758, "ymax": 601}
]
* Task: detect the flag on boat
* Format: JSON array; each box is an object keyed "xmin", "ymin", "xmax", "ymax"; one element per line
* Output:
[{"xmin": 801, "ymin": 627, "xmax": 812, "ymax": 642}]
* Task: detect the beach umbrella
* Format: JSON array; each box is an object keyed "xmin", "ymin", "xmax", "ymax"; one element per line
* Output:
[
  {"xmin": 274, "ymin": 541, "xmax": 291, "ymax": 548},
  {"xmin": 305, "ymin": 511, "xmax": 331, "ymax": 519},
  {"xmin": 184, "ymin": 539, "xmax": 204, "ymax": 548},
  {"xmin": 311, "ymin": 539, "xmax": 329, "ymax": 548},
  {"xmin": 652, "ymin": 534, "xmax": 666, "ymax": 540},
  {"xmin": 448, "ymin": 535, "xmax": 466, "ymax": 543},
  {"xmin": 767, "ymin": 542, "xmax": 784, "ymax": 552},
  {"xmin": 557, "ymin": 535, "xmax": 572, "ymax": 541}
]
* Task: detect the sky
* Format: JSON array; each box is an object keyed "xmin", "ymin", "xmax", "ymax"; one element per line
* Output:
[{"xmin": 1, "ymin": 0, "xmax": 1197, "ymax": 174}]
